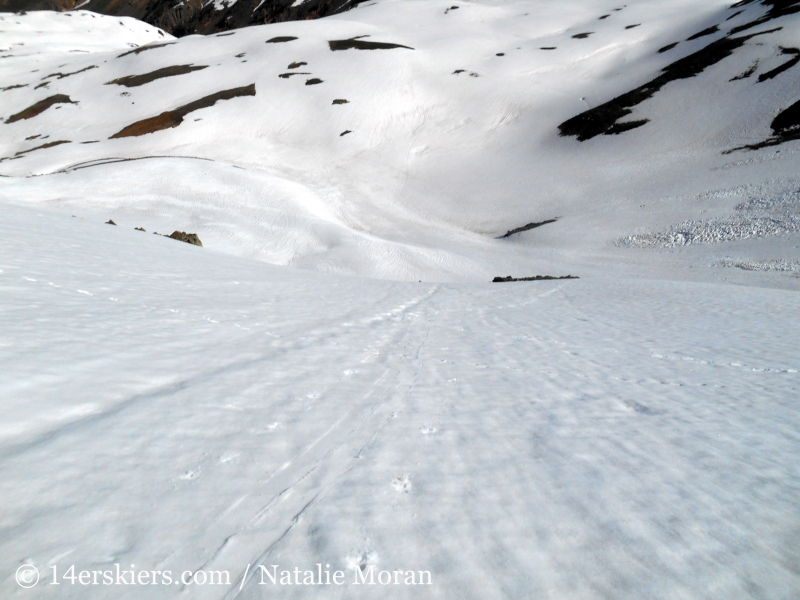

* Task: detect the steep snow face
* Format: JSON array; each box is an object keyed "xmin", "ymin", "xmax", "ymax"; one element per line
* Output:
[
  {"xmin": 1, "ymin": 1, "xmax": 800, "ymax": 281},
  {"xmin": 1, "ymin": 201, "xmax": 799, "ymax": 600}
]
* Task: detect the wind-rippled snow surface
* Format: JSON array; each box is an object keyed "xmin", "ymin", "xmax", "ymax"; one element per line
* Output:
[{"xmin": 2, "ymin": 199, "xmax": 799, "ymax": 600}]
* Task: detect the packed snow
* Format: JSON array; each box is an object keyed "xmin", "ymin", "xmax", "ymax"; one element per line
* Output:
[{"xmin": 1, "ymin": 1, "xmax": 799, "ymax": 598}]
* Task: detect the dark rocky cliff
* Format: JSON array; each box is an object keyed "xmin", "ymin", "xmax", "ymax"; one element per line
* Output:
[{"xmin": 0, "ymin": 0, "xmax": 367, "ymax": 36}]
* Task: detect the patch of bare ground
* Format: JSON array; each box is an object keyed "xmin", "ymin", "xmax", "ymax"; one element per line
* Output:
[
  {"xmin": 498, "ymin": 218, "xmax": 558, "ymax": 238},
  {"xmin": 106, "ymin": 65, "xmax": 208, "ymax": 87},
  {"xmin": 16, "ymin": 140, "xmax": 70, "ymax": 155},
  {"xmin": 559, "ymin": 27, "xmax": 781, "ymax": 140},
  {"xmin": 5, "ymin": 94, "xmax": 76, "ymax": 124},
  {"xmin": 493, "ymin": 275, "xmax": 578, "ymax": 282},
  {"xmin": 727, "ymin": 97, "xmax": 800, "ymax": 151},
  {"xmin": 0, "ymin": 140, "xmax": 70, "ymax": 162},
  {"xmin": 117, "ymin": 42, "xmax": 176, "ymax": 58},
  {"xmin": 687, "ymin": 25, "xmax": 720, "ymax": 40},
  {"xmin": 329, "ymin": 36, "xmax": 414, "ymax": 51},
  {"xmin": 1, "ymin": 84, "xmax": 27, "ymax": 91},
  {"xmin": 266, "ymin": 36, "xmax": 297, "ymax": 43},
  {"xmin": 757, "ymin": 47, "xmax": 800, "ymax": 81},
  {"xmin": 278, "ymin": 72, "xmax": 311, "ymax": 78},
  {"xmin": 109, "ymin": 84, "xmax": 255, "ymax": 138},
  {"xmin": 731, "ymin": 61, "xmax": 758, "ymax": 80},
  {"xmin": 729, "ymin": 0, "xmax": 800, "ymax": 35},
  {"xmin": 42, "ymin": 65, "xmax": 97, "ymax": 80}
]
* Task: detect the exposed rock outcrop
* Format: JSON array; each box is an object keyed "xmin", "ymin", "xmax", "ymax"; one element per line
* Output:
[{"xmin": 0, "ymin": 0, "xmax": 368, "ymax": 37}]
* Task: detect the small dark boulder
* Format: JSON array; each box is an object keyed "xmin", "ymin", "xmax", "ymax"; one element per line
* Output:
[{"xmin": 106, "ymin": 219, "xmax": 117, "ymax": 225}]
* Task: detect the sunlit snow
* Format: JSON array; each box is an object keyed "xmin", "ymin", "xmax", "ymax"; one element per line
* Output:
[{"xmin": 1, "ymin": 1, "xmax": 799, "ymax": 598}]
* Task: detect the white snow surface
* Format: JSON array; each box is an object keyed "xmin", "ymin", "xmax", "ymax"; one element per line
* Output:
[{"xmin": 1, "ymin": 1, "xmax": 800, "ymax": 598}]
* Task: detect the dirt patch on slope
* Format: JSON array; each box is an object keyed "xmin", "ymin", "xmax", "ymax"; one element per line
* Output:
[
  {"xmin": 687, "ymin": 25, "xmax": 720, "ymax": 40},
  {"xmin": 0, "ymin": 139, "xmax": 70, "ymax": 162},
  {"xmin": 757, "ymin": 47, "xmax": 800, "ymax": 81},
  {"xmin": 728, "ymin": 97, "xmax": 800, "ymax": 150},
  {"xmin": 15, "ymin": 140, "xmax": 70, "ymax": 155},
  {"xmin": 110, "ymin": 84, "xmax": 255, "ymax": 138},
  {"xmin": 498, "ymin": 218, "xmax": 557, "ymax": 238},
  {"xmin": 106, "ymin": 64, "xmax": 208, "ymax": 87},
  {"xmin": 559, "ymin": 27, "xmax": 781, "ymax": 140},
  {"xmin": 42, "ymin": 65, "xmax": 97, "ymax": 80},
  {"xmin": 329, "ymin": 36, "xmax": 414, "ymax": 51},
  {"xmin": 729, "ymin": 0, "xmax": 800, "ymax": 34},
  {"xmin": 117, "ymin": 42, "xmax": 176, "ymax": 58},
  {"xmin": 493, "ymin": 275, "xmax": 578, "ymax": 282},
  {"xmin": 5, "ymin": 94, "xmax": 76, "ymax": 123}
]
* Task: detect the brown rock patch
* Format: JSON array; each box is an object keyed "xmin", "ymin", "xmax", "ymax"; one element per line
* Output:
[
  {"xmin": 106, "ymin": 64, "xmax": 208, "ymax": 87},
  {"xmin": 5, "ymin": 94, "xmax": 76, "ymax": 124},
  {"xmin": 169, "ymin": 231, "xmax": 202, "ymax": 246},
  {"xmin": 110, "ymin": 84, "xmax": 255, "ymax": 138}
]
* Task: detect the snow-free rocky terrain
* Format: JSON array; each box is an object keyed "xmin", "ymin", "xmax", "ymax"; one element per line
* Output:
[
  {"xmin": 0, "ymin": 0, "xmax": 364, "ymax": 38},
  {"xmin": 1, "ymin": 1, "xmax": 799, "ymax": 598}
]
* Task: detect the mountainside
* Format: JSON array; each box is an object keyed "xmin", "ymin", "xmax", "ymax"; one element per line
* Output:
[
  {"xmin": 0, "ymin": 0, "xmax": 365, "ymax": 36},
  {"xmin": 1, "ymin": 2, "xmax": 799, "ymax": 599},
  {"xmin": 1, "ymin": 0, "xmax": 799, "ymax": 281}
]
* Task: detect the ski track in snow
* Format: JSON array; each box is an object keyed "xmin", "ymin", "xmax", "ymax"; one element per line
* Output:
[{"xmin": 1, "ymin": 202, "xmax": 799, "ymax": 599}]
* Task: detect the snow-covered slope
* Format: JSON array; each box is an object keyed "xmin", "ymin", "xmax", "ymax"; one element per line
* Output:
[
  {"xmin": 1, "ymin": 1, "xmax": 799, "ymax": 281},
  {"xmin": 2, "ymin": 200, "xmax": 799, "ymax": 600},
  {"xmin": 1, "ymin": 2, "xmax": 799, "ymax": 599}
]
